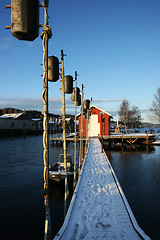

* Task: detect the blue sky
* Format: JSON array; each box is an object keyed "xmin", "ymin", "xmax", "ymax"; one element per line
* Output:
[{"xmin": 0, "ymin": 0, "xmax": 160, "ymax": 122}]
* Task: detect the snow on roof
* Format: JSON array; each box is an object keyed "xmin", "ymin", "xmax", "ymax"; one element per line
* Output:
[
  {"xmin": 65, "ymin": 118, "xmax": 72, "ymax": 121},
  {"xmin": 76, "ymin": 105, "xmax": 112, "ymax": 117},
  {"xmin": 1, "ymin": 113, "xmax": 23, "ymax": 119},
  {"xmin": 91, "ymin": 105, "xmax": 112, "ymax": 116},
  {"xmin": 32, "ymin": 118, "xmax": 42, "ymax": 121}
]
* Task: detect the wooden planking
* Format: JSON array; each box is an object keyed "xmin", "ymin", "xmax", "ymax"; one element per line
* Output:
[{"xmin": 50, "ymin": 133, "xmax": 155, "ymax": 145}]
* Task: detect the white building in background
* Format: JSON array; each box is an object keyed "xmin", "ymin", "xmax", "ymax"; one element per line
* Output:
[{"xmin": 0, "ymin": 112, "xmax": 42, "ymax": 131}]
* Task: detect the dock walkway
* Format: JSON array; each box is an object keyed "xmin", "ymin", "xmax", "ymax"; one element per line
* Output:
[
  {"xmin": 50, "ymin": 133, "xmax": 155, "ymax": 145},
  {"xmin": 54, "ymin": 139, "xmax": 150, "ymax": 240}
]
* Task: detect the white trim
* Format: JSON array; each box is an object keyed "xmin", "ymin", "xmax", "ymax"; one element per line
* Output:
[{"xmin": 91, "ymin": 105, "xmax": 112, "ymax": 117}]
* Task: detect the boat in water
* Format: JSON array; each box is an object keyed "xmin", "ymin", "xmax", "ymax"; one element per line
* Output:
[{"xmin": 49, "ymin": 154, "xmax": 77, "ymax": 183}]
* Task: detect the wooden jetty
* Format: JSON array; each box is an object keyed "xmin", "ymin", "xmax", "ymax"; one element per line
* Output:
[
  {"xmin": 99, "ymin": 133, "xmax": 155, "ymax": 145},
  {"xmin": 54, "ymin": 139, "xmax": 150, "ymax": 239},
  {"xmin": 50, "ymin": 133, "xmax": 155, "ymax": 145}
]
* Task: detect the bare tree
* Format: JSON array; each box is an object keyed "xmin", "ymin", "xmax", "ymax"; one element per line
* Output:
[
  {"xmin": 129, "ymin": 106, "xmax": 142, "ymax": 129},
  {"xmin": 118, "ymin": 99, "xmax": 130, "ymax": 132},
  {"xmin": 149, "ymin": 88, "xmax": 160, "ymax": 124},
  {"xmin": 119, "ymin": 100, "xmax": 142, "ymax": 131}
]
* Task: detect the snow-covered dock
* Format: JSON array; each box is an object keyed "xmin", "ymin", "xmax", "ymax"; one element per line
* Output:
[
  {"xmin": 50, "ymin": 133, "xmax": 155, "ymax": 146},
  {"xmin": 54, "ymin": 139, "xmax": 150, "ymax": 240},
  {"xmin": 152, "ymin": 134, "xmax": 160, "ymax": 145}
]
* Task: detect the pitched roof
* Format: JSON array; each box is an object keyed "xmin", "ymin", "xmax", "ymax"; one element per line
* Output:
[
  {"xmin": 91, "ymin": 105, "xmax": 112, "ymax": 117},
  {"xmin": 1, "ymin": 113, "xmax": 23, "ymax": 119},
  {"xmin": 76, "ymin": 105, "xmax": 112, "ymax": 117}
]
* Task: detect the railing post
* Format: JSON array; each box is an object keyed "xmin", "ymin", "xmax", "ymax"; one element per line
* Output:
[
  {"xmin": 79, "ymin": 84, "xmax": 84, "ymax": 176},
  {"xmin": 85, "ymin": 109, "xmax": 89, "ymax": 153}
]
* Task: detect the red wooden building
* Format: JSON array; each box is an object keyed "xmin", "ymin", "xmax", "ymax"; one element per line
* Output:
[{"xmin": 77, "ymin": 105, "xmax": 112, "ymax": 137}]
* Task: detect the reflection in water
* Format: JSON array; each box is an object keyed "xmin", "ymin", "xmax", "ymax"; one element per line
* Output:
[
  {"xmin": 103, "ymin": 141, "xmax": 156, "ymax": 154},
  {"xmin": 48, "ymin": 179, "xmax": 74, "ymax": 238},
  {"xmin": 49, "ymin": 181, "xmax": 65, "ymax": 202},
  {"xmin": 49, "ymin": 180, "xmax": 73, "ymax": 202}
]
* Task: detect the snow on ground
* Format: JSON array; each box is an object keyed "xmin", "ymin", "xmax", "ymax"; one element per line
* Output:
[
  {"xmin": 54, "ymin": 139, "xmax": 150, "ymax": 240},
  {"xmin": 111, "ymin": 133, "xmax": 154, "ymax": 137},
  {"xmin": 152, "ymin": 134, "xmax": 160, "ymax": 144}
]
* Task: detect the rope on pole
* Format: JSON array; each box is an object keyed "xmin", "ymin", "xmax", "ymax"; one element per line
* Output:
[
  {"xmin": 60, "ymin": 50, "xmax": 68, "ymax": 217},
  {"xmin": 41, "ymin": 3, "xmax": 52, "ymax": 240},
  {"xmin": 79, "ymin": 84, "xmax": 84, "ymax": 176},
  {"xmin": 73, "ymin": 71, "xmax": 77, "ymax": 189}
]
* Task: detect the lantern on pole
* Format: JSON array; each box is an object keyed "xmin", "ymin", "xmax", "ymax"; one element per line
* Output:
[
  {"xmin": 64, "ymin": 75, "xmax": 73, "ymax": 94},
  {"xmin": 6, "ymin": 0, "xmax": 39, "ymax": 41},
  {"xmin": 83, "ymin": 99, "xmax": 90, "ymax": 110},
  {"xmin": 48, "ymin": 56, "xmax": 59, "ymax": 82}
]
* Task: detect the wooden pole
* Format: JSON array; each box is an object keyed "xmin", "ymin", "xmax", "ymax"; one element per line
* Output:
[
  {"xmin": 79, "ymin": 84, "xmax": 84, "ymax": 176},
  {"xmin": 42, "ymin": 3, "xmax": 52, "ymax": 239},
  {"xmin": 60, "ymin": 50, "xmax": 68, "ymax": 217},
  {"xmin": 73, "ymin": 71, "xmax": 77, "ymax": 189},
  {"xmin": 85, "ymin": 109, "xmax": 89, "ymax": 154}
]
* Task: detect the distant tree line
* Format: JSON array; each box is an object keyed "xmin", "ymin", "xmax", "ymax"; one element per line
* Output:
[
  {"xmin": 0, "ymin": 108, "xmax": 22, "ymax": 115},
  {"xmin": 1, "ymin": 88, "xmax": 160, "ymax": 128},
  {"xmin": 0, "ymin": 108, "xmax": 43, "ymax": 119},
  {"xmin": 0, "ymin": 108, "xmax": 74, "ymax": 120}
]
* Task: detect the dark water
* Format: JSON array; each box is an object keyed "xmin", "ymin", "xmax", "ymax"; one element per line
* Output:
[
  {"xmin": 0, "ymin": 135, "xmax": 160, "ymax": 239},
  {"xmin": 0, "ymin": 135, "xmax": 67, "ymax": 240}
]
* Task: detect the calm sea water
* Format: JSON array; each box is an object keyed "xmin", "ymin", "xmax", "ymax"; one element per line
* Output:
[{"xmin": 0, "ymin": 134, "xmax": 160, "ymax": 239}]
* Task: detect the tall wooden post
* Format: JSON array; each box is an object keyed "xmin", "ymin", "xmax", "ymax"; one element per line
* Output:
[
  {"xmin": 60, "ymin": 50, "xmax": 68, "ymax": 217},
  {"xmin": 85, "ymin": 109, "xmax": 89, "ymax": 154},
  {"xmin": 73, "ymin": 71, "xmax": 77, "ymax": 189},
  {"xmin": 79, "ymin": 84, "xmax": 84, "ymax": 175},
  {"xmin": 41, "ymin": 2, "xmax": 52, "ymax": 239}
]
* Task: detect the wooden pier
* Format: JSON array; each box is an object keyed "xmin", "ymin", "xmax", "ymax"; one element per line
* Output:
[
  {"xmin": 99, "ymin": 133, "xmax": 155, "ymax": 145},
  {"xmin": 50, "ymin": 133, "xmax": 155, "ymax": 145},
  {"xmin": 54, "ymin": 139, "xmax": 150, "ymax": 239}
]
